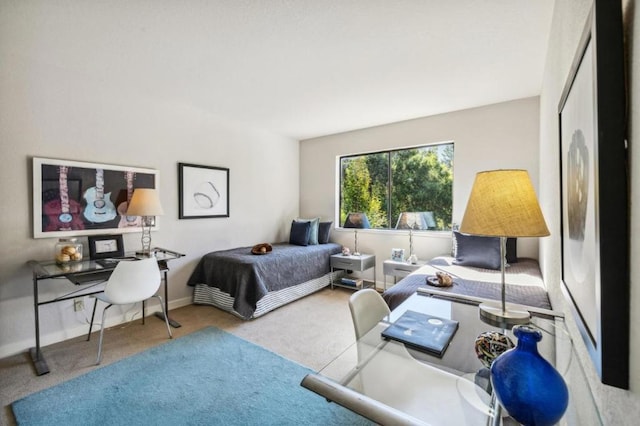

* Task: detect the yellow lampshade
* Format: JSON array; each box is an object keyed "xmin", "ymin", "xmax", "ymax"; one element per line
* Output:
[
  {"xmin": 460, "ymin": 170, "xmax": 549, "ymax": 238},
  {"xmin": 127, "ymin": 188, "xmax": 164, "ymax": 217}
]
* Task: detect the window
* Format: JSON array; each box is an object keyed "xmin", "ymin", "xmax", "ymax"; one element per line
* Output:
[{"xmin": 339, "ymin": 142, "xmax": 453, "ymax": 231}]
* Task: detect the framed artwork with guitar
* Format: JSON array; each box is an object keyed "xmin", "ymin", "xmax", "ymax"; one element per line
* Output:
[{"xmin": 33, "ymin": 157, "xmax": 159, "ymax": 238}]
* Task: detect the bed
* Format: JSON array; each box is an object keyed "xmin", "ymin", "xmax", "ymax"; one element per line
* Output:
[
  {"xmin": 187, "ymin": 242, "xmax": 342, "ymax": 319},
  {"xmin": 382, "ymin": 255, "xmax": 551, "ymax": 311}
]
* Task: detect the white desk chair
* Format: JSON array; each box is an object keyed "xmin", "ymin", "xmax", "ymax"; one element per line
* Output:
[
  {"xmin": 349, "ymin": 288, "xmax": 391, "ymax": 340},
  {"xmin": 87, "ymin": 257, "xmax": 172, "ymax": 364}
]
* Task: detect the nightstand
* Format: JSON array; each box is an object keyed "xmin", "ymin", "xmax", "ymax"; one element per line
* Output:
[
  {"xmin": 330, "ymin": 253, "xmax": 376, "ymax": 290},
  {"xmin": 383, "ymin": 259, "xmax": 427, "ymax": 291}
]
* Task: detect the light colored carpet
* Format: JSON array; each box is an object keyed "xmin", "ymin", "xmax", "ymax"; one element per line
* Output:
[{"xmin": 0, "ymin": 287, "xmax": 357, "ymax": 425}]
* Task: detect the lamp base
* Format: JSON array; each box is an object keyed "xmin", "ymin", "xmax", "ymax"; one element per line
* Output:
[{"xmin": 479, "ymin": 301, "xmax": 530, "ymax": 328}]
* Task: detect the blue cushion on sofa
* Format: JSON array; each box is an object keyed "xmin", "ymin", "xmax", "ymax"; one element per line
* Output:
[{"xmin": 289, "ymin": 221, "xmax": 311, "ymax": 246}]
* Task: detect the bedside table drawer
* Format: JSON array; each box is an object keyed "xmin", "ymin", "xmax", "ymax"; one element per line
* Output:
[
  {"xmin": 384, "ymin": 265, "xmax": 414, "ymax": 277},
  {"xmin": 382, "ymin": 260, "xmax": 427, "ymax": 290},
  {"xmin": 331, "ymin": 257, "xmax": 360, "ymax": 269},
  {"xmin": 331, "ymin": 254, "xmax": 375, "ymax": 271}
]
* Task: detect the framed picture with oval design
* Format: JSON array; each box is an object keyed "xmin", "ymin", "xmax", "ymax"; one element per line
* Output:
[
  {"xmin": 178, "ymin": 163, "xmax": 230, "ymax": 219},
  {"xmin": 558, "ymin": 0, "xmax": 628, "ymax": 389}
]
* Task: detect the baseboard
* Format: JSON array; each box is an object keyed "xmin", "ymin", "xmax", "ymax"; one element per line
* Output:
[{"xmin": 0, "ymin": 297, "xmax": 194, "ymax": 359}]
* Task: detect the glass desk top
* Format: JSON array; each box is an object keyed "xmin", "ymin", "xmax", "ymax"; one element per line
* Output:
[
  {"xmin": 302, "ymin": 289, "xmax": 602, "ymax": 426},
  {"xmin": 28, "ymin": 247, "xmax": 184, "ymax": 279}
]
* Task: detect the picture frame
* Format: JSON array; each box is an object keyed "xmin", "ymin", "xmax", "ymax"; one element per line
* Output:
[
  {"xmin": 178, "ymin": 163, "xmax": 229, "ymax": 219},
  {"xmin": 88, "ymin": 234, "xmax": 125, "ymax": 259},
  {"xmin": 33, "ymin": 157, "xmax": 159, "ymax": 239},
  {"xmin": 390, "ymin": 248, "xmax": 405, "ymax": 262},
  {"xmin": 557, "ymin": 1, "xmax": 628, "ymax": 389}
]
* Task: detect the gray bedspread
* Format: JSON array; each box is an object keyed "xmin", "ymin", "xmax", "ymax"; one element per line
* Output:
[
  {"xmin": 382, "ymin": 256, "xmax": 551, "ymax": 311},
  {"xmin": 187, "ymin": 243, "xmax": 341, "ymax": 318}
]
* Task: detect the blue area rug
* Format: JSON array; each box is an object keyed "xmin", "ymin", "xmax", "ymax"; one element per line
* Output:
[{"xmin": 12, "ymin": 327, "xmax": 371, "ymax": 425}]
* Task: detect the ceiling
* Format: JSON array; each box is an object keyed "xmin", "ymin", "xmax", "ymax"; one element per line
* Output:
[{"xmin": 13, "ymin": 1, "xmax": 555, "ymax": 140}]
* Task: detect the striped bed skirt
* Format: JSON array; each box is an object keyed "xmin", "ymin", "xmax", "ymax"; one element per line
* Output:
[{"xmin": 192, "ymin": 270, "xmax": 343, "ymax": 319}]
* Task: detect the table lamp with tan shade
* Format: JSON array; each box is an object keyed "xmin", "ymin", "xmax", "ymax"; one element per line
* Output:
[
  {"xmin": 460, "ymin": 170, "xmax": 549, "ymax": 326},
  {"xmin": 126, "ymin": 188, "xmax": 164, "ymax": 256}
]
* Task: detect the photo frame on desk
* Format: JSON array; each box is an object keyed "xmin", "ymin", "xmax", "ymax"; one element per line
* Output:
[
  {"xmin": 178, "ymin": 162, "xmax": 229, "ymax": 219},
  {"xmin": 33, "ymin": 157, "xmax": 159, "ymax": 238},
  {"xmin": 558, "ymin": 1, "xmax": 628, "ymax": 389},
  {"xmin": 88, "ymin": 235, "xmax": 125, "ymax": 260}
]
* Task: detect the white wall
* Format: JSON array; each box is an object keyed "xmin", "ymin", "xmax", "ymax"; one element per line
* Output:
[
  {"xmin": 0, "ymin": 4, "xmax": 299, "ymax": 358},
  {"xmin": 538, "ymin": 0, "xmax": 640, "ymax": 423},
  {"xmin": 300, "ymin": 97, "xmax": 541, "ymax": 287}
]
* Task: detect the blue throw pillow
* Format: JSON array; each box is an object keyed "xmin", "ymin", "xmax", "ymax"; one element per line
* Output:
[
  {"xmin": 289, "ymin": 220, "xmax": 311, "ymax": 246},
  {"xmin": 318, "ymin": 221, "xmax": 333, "ymax": 244},
  {"xmin": 452, "ymin": 231, "xmax": 501, "ymax": 270},
  {"xmin": 296, "ymin": 217, "xmax": 320, "ymax": 245}
]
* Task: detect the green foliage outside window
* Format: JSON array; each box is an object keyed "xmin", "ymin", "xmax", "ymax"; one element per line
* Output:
[{"xmin": 340, "ymin": 143, "xmax": 453, "ymax": 230}]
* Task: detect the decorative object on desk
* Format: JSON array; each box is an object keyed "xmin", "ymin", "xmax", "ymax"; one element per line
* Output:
[
  {"xmin": 460, "ymin": 169, "xmax": 550, "ymax": 327},
  {"xmin": 54, "ymin": 238, "xmax": 83, "ymax": 264},
  {"xmin": 178, "ymin": 162, "xmax": 230, "ymax": 219},
  {"xmin": 33, "ymin": 157, "xmax": 158, "ymax": 238},
  {"xmin": 474, "ymin": 331, "xmax": 514, "ymax": 368},
  {"xmin": 491, "ymin": 325, "xmax": 569, "ymax": 426},
  {"xmin": 343, "ymin": 212, "xmax": 370, "ymax": 256},
  {"xmin": 390, "ymin": 248, "xmax": 405, "ymax": 262},
  {"xmin": 341, "ymin": 246, "xmax": 351, "ymax": 256},
  {"xmin": 381, "ymin": 310, "xmax": 459, "ymax": 358},
  {"xmin": 126, "ymin": 188, "xmax": 164, "ymax": 256},
  {"xmin": 88, "ymin": 234, "xmax": 124, "ymax": 260},
  {"xmin": 251, "ymin": 243, "xmax": 272, "ymax": 255}
]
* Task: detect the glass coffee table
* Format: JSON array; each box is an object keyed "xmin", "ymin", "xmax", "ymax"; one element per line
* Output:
[{"xmin": 301, "ymin": 288, "xmax": 602, "ymax": 425}]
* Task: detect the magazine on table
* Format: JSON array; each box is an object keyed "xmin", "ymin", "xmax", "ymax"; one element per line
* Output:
[{"xmin": 381, "ymin": 310, "xmax": 459, "ymax": 358}]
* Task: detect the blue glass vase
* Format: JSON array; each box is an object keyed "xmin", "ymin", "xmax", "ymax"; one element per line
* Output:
[{"xmin": 490, "ymin": 325, "xmax": 569, "ymax": 426}]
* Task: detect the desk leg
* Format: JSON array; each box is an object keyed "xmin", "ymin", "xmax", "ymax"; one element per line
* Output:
[
  {"xmin": 30, "ymin": 273, "xmax": 49, "ymax": 376},
  {"xmin": 154, "ymin": 270, "xmax": 181, "ymax": 328}
]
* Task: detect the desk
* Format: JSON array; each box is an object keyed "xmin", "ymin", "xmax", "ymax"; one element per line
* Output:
[
  {"xmin": 27, "ymin": 247, "xmax": 184, "ymax": 376},
  {"xmin": 302, "ymin": 289, "xmax": 599, "ymax": 425}
]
